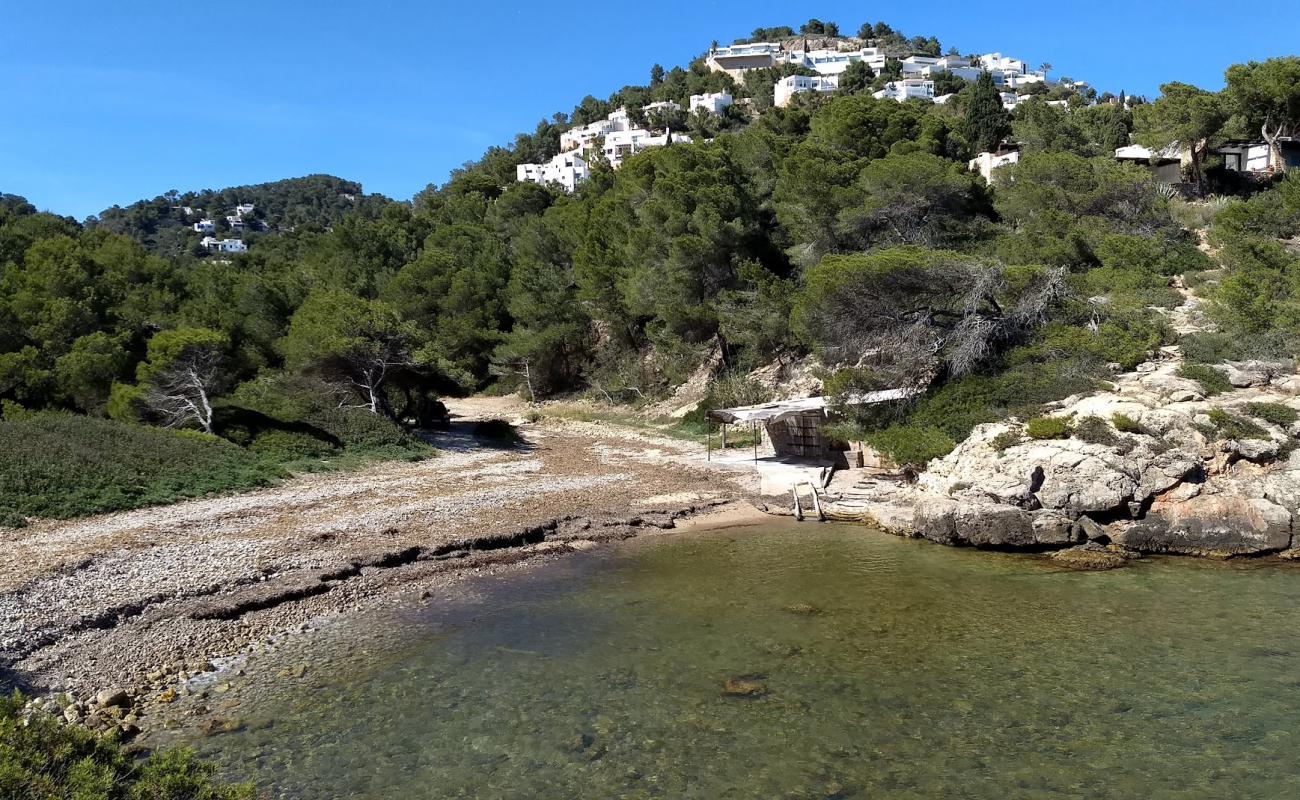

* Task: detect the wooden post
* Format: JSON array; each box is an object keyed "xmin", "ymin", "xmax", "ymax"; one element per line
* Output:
[
  {"xmin": 809, "ymin": 484, "xmax": 826, "ymax": 521},
  {"xmin": 791, "ymin": 487, "xmax": 804, "ymax": 521},
  {"xmin": 721, "ymin": 423, "xmax": 727, "ymax": 450},
  {"xmin": 753, "ymin": 421, "xmax": 759, "ymax": 464},
  {"xmin": 706, "ymin": 419, "xmax": 711, "ymax": 461}
]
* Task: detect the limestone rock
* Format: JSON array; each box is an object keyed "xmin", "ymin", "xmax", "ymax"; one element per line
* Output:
[
  {"xmin": 1030, "ymin": 510, "xmax": 1077, "ymax": 545},
  {"xmin": 1049, "ymin": 542, "xmax": 1133, "ymax": 571},
  {"xmin": 1115, "ymin": 495, "xmax": 1292, "ymax": 556}
]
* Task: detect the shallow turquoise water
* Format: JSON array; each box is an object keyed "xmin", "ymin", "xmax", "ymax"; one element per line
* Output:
[{"xmin": 164, "ymin": 523, "xmax": 1300, "ymax": 798}]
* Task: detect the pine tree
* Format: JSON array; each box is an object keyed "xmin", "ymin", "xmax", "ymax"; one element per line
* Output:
[{"xmin": 964, "ymin": 71, "xmax": 1012, "ymax": 153}]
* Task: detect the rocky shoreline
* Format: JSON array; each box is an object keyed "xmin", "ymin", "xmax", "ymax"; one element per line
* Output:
[
  {"xmin": 3, "ymin": 412, "xmax": 755, "ymax": 742},
  {"xmin": 806, "ymin": 353, "xmax": 1300, "ymax": 565}
]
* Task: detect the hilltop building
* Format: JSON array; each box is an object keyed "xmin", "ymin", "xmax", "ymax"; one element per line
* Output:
[
  {"xmin": 775, "ymin": 74, "xmax": 839, "ymax": 107},
  {"xmin": 200, "ymin": 236, "xmax": 247, "ymax": 253},
  {"xmin": 516, "ymin": 151, "xmax": 590, "ymax": 193},
  {"xmin": 969, "ymin": 149, "xmax": 1021, "ymax": 182},
  {"xmin": 690, "ymin": 91, "xmax": 733, "ymax": 115}
]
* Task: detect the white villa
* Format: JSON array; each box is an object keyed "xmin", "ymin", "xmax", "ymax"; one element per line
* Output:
[
  {"xmin": 200, "ymin": 236, "xmax": 247, "ymax": 253},
  {"xmin": 969, "ymin": 149, "xmax": 1021, "ymax": 182},
  {"xmin": 192, "ymin": 219, "xmax": 215, "ymax": 234},
  {"xmin": 234, "ymin": 203, "xmax": 255, "ymax": 217},
  {"xmin": 706, "ymin": 41, "xmax": 888, "ymax": 79},
  {"xmin": 225, "ymin": 215, "xmax": 245, "ymax": 232},
  {"xmin": 516, "ymin": 151, "xmax": 590, "ymax": 193},
  {"xmin": 775, "ymin": 74, "xmax": 839, "ymax": 107},
  {"xmin": 690, "ymin": 91, "xmax": 733, "ymax": 115},
  {"xmin": 602, "ymin": 129, "xmax": 691, "ymax": 169},
  {"xmin": 873, "ymin": 79, "xmax": 935, "ymax": 102},
  {"xmin": 560, "ymin": 118, "xmax": 615, "ymax": 152}
]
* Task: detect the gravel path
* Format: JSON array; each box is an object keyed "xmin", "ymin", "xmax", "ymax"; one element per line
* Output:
[{"xmin": 3, "ymin": 404, "xmax": 756, "ymax": 718}]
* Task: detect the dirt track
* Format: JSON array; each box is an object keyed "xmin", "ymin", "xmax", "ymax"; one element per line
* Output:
[{"xmin": 2, "ymin": 399, "xmax": 756, "ymax": 711}]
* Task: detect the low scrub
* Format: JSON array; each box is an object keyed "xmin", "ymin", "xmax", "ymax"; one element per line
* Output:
[
  {"xmin": 1, "ymin": 692, "xmax": 253, "ymax": 798},
  {"xmin": 1177, "ymin": 364, "xmax": 1233, "ymax": 396},
  {"xmin": 1026, "ymin": 416, "xmax": 1072, "ymax": 440},
  {"xmin": 1072, "ymin": 415, "xmax": 1117, "ymax": 445},
  {"xmin": 1111, "ymin": 412, "xmax": 1145, "ymax": 434},
  {"xmin": 473, "ymin": 418, "xmax": 524, "ymax": 444},
  {"xmin": 865, "ymin": 424, "xmax": 955, "ymax": 469},
  {"xmin": 1207, "ymin": 408, "xmax": 1268, "ymax": 440},
  {"xmin": 0, "ymin": 413, "xmax": 284, "ymax": 526},
  {"xmin": 1246, "ymin": 402, "xmax": 1299, "ymax": 428}
]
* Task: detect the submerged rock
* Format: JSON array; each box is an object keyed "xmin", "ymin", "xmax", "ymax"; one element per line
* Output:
[
  {"xmin": 1049, "ymin": 543, "xmax": 1133, "ymax": 571},
  {"xmin": 722, "ymin": 676, "xmax": 768, "ymax": 698}
]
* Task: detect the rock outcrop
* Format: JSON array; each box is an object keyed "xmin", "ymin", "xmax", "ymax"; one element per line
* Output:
[{"xmin": 819, "ymin": 357, "xmax": 1300, "ymax": 560}]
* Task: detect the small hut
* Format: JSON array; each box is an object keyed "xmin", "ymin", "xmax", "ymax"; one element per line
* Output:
[{"xmin": 709, "ymin": 390, "xmax": 914, "ymax": 467}]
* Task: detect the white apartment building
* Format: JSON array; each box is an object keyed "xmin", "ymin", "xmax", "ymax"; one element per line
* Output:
[
  {"xmin": 225, "ymin": 215, "xmax": 245, "ymax": 231},
  {"xmin": 795, "ymin": 47, "xmax": 886, "ymax": 75},
  {"xmin": 705, "ymin": 42, "xmax": 784, "ymax": 78},
  {"xmin": 969, "ymin": 149, "xmax": 1021, "ymax": 182},
  {"xmin": 601, "ymin": 129, "xmax": 692, "ymax": 169},
  {"xmin": 560, "ymin": 119, "xmax": 614, "ymax": 152},
  {"xmin": 690, "ymin": 91, "xmax": 733, "ymax": 115},
  {"xmin": 193, "ymin": 219, "xmax": 215, "ymax": 234},
  {"xmin": 873, "ymin": 79, "xmax": 935, "ymax": 102},
  {"xmin": 516, "ymin": 151, "xmax": 590, "ymax": 193},
  {"xmin": 643, "ymin": 100, "xmax": 681, "ymax": 115},
  {"xmin": 234, "ymin": 203, "xmax": 255, "ymax": 217},
  {"xmin": 775, "ymin": 74, "xmax": 839, "ymax": 107},
  {"xmin": 200, "ymin": 236, "xmax": 247, "ymax": 253}
]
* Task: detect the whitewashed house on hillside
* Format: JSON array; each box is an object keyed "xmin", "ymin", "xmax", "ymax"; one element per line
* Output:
[
  {"xmin": 873, "ymin": 79, "xmax": 935, "ymax": 102},
  {"xmin": 234, "ymin": 203, "xmax": 255, "ymax": 217},
  {"xmin": 690, "ymin": 91, "xmax": 733, "ymax": 115},
  {"xmin": 193, "ymin": 219, "xmax": 215, "ymax": 234},
  {"xmin": 969, "ymin": 149, "xmax": 1021, "ymax": 182},
  {"xmin": 775, "ymin": 74, "xmax": 839, "ymax": 107},
  {"xmin": 602, "ymin": 129, "xmax": 690, "ymax": 169},
  {"xmin": 516, "ymin": 151, "xmax": 590, "ymax": 193},
  {"xmin": 705, "ymin": 41, "xmax": 784, "ymax": 78},
  {"xmin": 560, "ymin": 119, "xmax": 614, "ymax": 152},
  {"xmin": 200, "ymin": 236, "xmax": 247, "ymax": 253}
]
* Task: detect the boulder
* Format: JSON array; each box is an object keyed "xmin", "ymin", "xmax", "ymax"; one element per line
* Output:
[
  {"xmin": 1114, "ymin": 494, "xmax": 1293, "ymax": 556},
  {"xmin": 954, "ymin": 503, "xmax": 1035, "ymax": 547},
  {"xmin": 1049, "ymin": 542, "xmax": 1133, "ymax": 571},
  {"xmin": 95, "ymin": 689, "xmax": 129, "ymax": 709},
  {"xmin": 913, "ymin": 497, "xmax": 959, "ymax": 545},
  {"xmin": 1226, "ymin": 438, "xmax": 1281, "ymax": 463},
  {"xmin": 1030, "ymin": 510, "xmax": 1078, "ymax": 545}
]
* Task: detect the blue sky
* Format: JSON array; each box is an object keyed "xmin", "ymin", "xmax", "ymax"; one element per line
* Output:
[{"xmin": 2, "ymin": 0, "xmax": 1297, "ymax": 220}]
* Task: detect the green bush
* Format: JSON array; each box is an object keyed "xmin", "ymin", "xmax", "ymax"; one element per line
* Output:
[
  {"xmin": 0, "ymin": 412, "xmax": 284, "ymax": 524},
  {"xmin": 1207, "ymin": 408, "xmax": 1268, "ymax": 440},
  {"xmin": 0, "ymin": 692, "xmax": 253, "ymax": 799},
  {"xmin": 1246, "ymin": 402, "xmax": 1299, "ymax": 428},
  {"xmin": 1072, "ymin": 415, "xmax": 1117, "ymax": 445},
  {"xmin": 989, "ymin": 430, "xmax": 1022, "ymax": 451},
  {"xmin": 1026, "ymin": 416, "xmax": 1072, "ymax": 439},
  {"xmin": 1111, "ymin": 413, "xmax": 1144, "ymax": 434},
  {"xmin": 474, "ymin": 418, "xmax": 524, "ymax": 444},
  {"xmin": 1177, "ymin": 364, "xmax": 1232, "ymax": 396},
  {"xmin": 249, "ymin": 429, "xmax": 337, "ymax": 461},
  {"xmin": 864, "ymin": 424, "xmax": 955, "ymax": 468}
]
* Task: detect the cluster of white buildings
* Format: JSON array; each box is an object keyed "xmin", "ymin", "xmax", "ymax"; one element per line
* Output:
[
  {"xmin": 192, "ymin": 202, "xmax": 254, "ymax": 253},
  {"xmin": 519, "ymin": 93, "xmax": 735, "ymax": 191},
  {"xmin": 707, "ymin": 39, "xmax": 1052, "ymax": 108}
]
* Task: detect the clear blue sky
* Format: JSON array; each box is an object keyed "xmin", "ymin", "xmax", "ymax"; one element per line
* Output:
[{"xmin": 2, "ymin": 0, "xmax": 1297, "ymax": 220}]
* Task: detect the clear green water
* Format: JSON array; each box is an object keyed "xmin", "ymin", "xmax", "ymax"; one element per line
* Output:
[{"xmin": 162, "ymin": 523, "xmax": 1300, "ymax": 798}]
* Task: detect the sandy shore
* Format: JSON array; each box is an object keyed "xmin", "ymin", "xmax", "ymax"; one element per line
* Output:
[{"xmin": 2, "ymin": 400, "xmax": 760, "ymax": 729}]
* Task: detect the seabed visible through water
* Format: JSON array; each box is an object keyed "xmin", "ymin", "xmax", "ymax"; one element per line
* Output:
[{"xmin": 151, "ymin": 521, "xmax": 1300, "ymax": 799}]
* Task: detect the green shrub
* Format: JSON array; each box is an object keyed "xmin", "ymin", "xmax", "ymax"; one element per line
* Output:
[
  {"xmin": 989, "ymin": 430, "xmax": 1022, "ymax": 451},
  {"xmin": 1177, "ymin": 364, "xmax": 1232, "ymax": 396},
  {"xmin": 250, "ymin": 429, "xmax": 337, "ymax": 461},
  {"xmin": 1072, "ymin": 415, "xmax": 1117, "ymax": 445},
  {"xmin": 1207, "ymin": 407, "xmax": 1268, "ymax": 440},
  {"xmin": 0, "ymin": 412, "xmax": 284, "ymax": 523},
  {"xmin": 1026, "ymin": 416, "xmax": 1072, "ymax": 439},
  {"xmin": 0, "ymin": 692, "xmax": 253, "ymax": 799},
  {"xmin": 865, "ymin": 424, "xmax": 955, "ymax": 468},
  {"xmin": 474, "ymin": 418, "xmax": 524, "ymax": 444},
  {"xmin": 1246, "ymin": 402, "xmax": 1299, "ymax": 428},
  {"xmin": 1111, "ymin": 413, "xmax": 1144, "ymax": 434},
  {"xmin": 1181, "ymin": 331, "xmax": 1293, "ymax": 364}
]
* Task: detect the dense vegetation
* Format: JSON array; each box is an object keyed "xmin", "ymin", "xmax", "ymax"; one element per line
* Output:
[
  {"xmin": 2, "ymin": 18, "xmax": 1299, "ymax": 500},
  {"xmin": 0, "ymin": 693, "xmax": 253, "ymax": 799}
]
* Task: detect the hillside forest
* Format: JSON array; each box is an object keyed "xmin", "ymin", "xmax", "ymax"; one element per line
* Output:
[{"xmin": 3, "ymin": 20, "xmax": 1300, "ymax": 524}]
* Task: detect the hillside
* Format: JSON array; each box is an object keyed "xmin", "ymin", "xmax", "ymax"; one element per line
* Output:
[
  {"xmin": 88, "ymin": 174, "xmax": 392, "ymax": 259},
  {"xmin": 2, "ymin": 17, "xmax": 1299, "ymax": 526}
]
